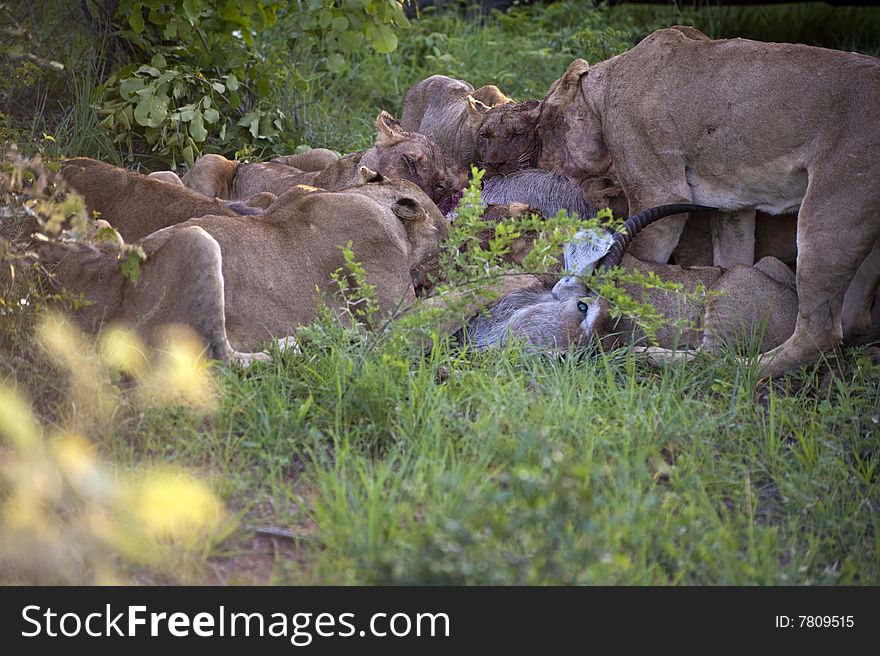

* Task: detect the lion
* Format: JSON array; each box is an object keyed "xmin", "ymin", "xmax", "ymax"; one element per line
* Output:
[
  {"xmin": 59, "ymin": 158, "xmax": 240, "ymax": 242},
  {"xmin": 460, "ymin": 205, "xmax": 799, "ymax": 356},
  {"xmin": 47, "ymin": 170, "xmax": 448, "ymax": 365},
  {"xmin": 535, "ymin": 27, "xmax": 880, "ymax": 375},
  {"xmin": 183, "ymin": 111, "xmax": 466, "ymax": 207},
  {"xmin": 474, "ymin": 100, "xmax": 541, "ymax": 177},
  {"xmin": 400, "ymin": 74, "xmax": 513, "ymax": 170},
  {"xmin": 58, "ymin": 158, "xmax": 290, "ymax": 242}
]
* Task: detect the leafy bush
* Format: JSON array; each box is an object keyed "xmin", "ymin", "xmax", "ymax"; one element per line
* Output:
[{"xmin": 92, "ymin": 0, "xmax": 411, "ymax": 167}]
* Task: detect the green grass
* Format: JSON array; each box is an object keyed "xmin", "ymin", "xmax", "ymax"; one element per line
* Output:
[
  {"xmin": 2, "ymin": 1, "xmax": 879, "ymax": 584},
  {"xmin": 104, "ymin": 324, "xmax": 878, "ymax": 585}
]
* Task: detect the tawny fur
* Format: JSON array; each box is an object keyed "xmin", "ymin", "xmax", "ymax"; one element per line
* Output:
[
  {"xmin": 60, "ymin": 158, "xmax": 238, "ymax": 242},
  {"xmin": 400, "ymin": 74, "xmax": 513, "ymax": 171},
  {"xmin": 536, "ymin": 27, "xmax": 880, "ymax": 375},
  {"xmin": 47, "ymin": 176, "xmax": 448, "ymax": 364},
  {"xmin": 183, "ymin": 112, "xmax": 466, "ymax": 206}
]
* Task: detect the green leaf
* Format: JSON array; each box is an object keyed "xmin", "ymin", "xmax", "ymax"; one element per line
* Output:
[
  {"xmin": 121, "ymin": 250, "xmax": 143, "ymax": 285},
  {"xmin": 179, "ymin": 108, "xmax": 195, "ymax": 122},
  {"xmin": 133, "ymin": 95, "xmax": 153, "ymax": 127},
  {"xmin": 182, "ymin": 0, "xmax": 200, "ymax": 23},
  {"xmin": 339, "ymin": 30, "xmax": 362, "ymax": 53},
  {"xmin": 137, "ymin": 65, "xmax": 161, "ymax": 77},
  {"xmin": 259, "ymin": 113, "xmax": 275, "ymax": 138},
  {"xmin": 331, "ymin": 16, "xmax": 348, "ymax": 32},
  {"xmin": 182, "ymin": 144, "xmax": 195, "ymax": 167},
  {"xmin": 224, "ymin": 74, "xmax": 239, "ymax": 92},
  {"xmin": 150, "ymin": 53, "xmax": 166, "ymax": 68},
  {"xmin": 211, "ymin": 81, "xmax": 225, "ymax": 93},
  {"xmin": 190, "ymin": 111, "xmax": 208, "ymax": 142},
  {"xmin": 129, "ymin": 6, "xmax": 145, "ymax": 33},
  {"xmin": 148, "ymin": 93, "xmax": 168, "ymax": 127},
  {"xmin": 371, "ymin": 24, "xmax": 398, "ymax": 54},
  {"xmin": 119, "ymin": 77, "xmax": 145, "ymax": 100},
  {"xmin": 163, "ymin": 18, "xmax": 178, "ymax": 39},
  {"xmin": 327, "ymin": 53, "xmax": 345, "ymax": 74},
  {"xmin": 308, "ymin": 0, "xmax": 323, "ymax": 10},
  {"xmin": 390, "ymin": 1, "xmax": 411, "ymax": 27},
  {"xmin": 118, "ymin": 107, "xmax": 131, "ymax": 130},
  {"xmin": 203, "ymin": 107, "xmax": 220, "ymax": 123},
  {"xmin": 238, "ymin": 113, "xmax": 260, "ymax": 139}
]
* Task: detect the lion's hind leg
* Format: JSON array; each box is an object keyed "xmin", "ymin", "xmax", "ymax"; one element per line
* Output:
[{"xmin": 121, "ymin": 226, "xmax": 268, "ymax": 366}]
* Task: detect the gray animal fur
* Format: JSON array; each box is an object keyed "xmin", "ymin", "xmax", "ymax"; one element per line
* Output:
[
  {"xmin": 481, "ymin": 168, "xmax": 596, "ymax": 219},
  {"xmin": 461, "ymin": 282, "xmax": 587, "ymax": 350}
]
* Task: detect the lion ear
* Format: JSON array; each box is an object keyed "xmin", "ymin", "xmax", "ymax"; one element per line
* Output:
[
  {"xmin": 357, "ymin": 165, "xmax": 384, "ymax": 185},
  {"xmin": 375, "ymin": 110, "xmax": 407, "ymax": 147},
  {"xmin": 465, "ymin": 95, "xmax": 490, "ymax": 119},
  {"xmin": 559, "ymin": 58, "xmax": 590, "ymax": 98},
  {"xmin": 392, "ymin": 197, "xmax": 428, "ymax": 222}
]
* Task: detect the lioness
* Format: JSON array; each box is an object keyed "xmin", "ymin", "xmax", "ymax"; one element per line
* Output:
[
  {"xmin": 183, "ymin": 111, "xmax": 465, "ymax": 206},
  {"xmin": 48, "ymin": 171, "xmax": 448, "ymax": 364},
  {"xmin": 59, "ymin": 158, "xmax": 240, "ymax": 242},
  {"xmin": 58, "ymin": 158, "xmax": 287, "ymax": 242},
  {"xmin": 400, "ymin": 74, "xmax": 513, "ymax": 170},
  {"xmin": 536, "ymin": 28, "xmax": 880, "ymax": 376},
  {"xmin": 474, "ymin": 99, "xmax": 541, "ymax": 176}
]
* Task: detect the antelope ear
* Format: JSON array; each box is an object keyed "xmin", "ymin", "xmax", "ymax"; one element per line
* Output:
[
  {"xmin": 465, "ymin": 95, "xmax": 490, "ymax": 119},
  {"xmin": 375, "ymin": 110, "xmax": 407, "ymax": 147},
  {"xmin": 357, "ymin": 165, "xmax": 383, "ymax": 185},
  {"xmin": 563, "ymin": 229, "xmax": 614, "ymax": 278},
  {"xmin": 392, "ymin": 197, "xmax": 428, "ymax": 222}
]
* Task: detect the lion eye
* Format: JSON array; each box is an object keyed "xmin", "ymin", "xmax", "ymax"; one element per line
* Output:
[{"xmin": 577, "ymin": 301, "xmax": 589, "ymax": 313}]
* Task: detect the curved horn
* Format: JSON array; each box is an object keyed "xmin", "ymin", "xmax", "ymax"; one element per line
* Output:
[{"xmin": 598, "ymin": 204, "xmax": 717, "ymax": 270}]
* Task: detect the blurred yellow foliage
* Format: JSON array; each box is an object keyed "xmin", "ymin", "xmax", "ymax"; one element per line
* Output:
[{"xmin": 0, "ymin": 314, "xmax": 225, "ymax": 584}]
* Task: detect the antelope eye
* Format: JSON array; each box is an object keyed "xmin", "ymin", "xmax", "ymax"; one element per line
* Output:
[{"xmin": 577, "ymin": 301, "xmax": 589, "ymax": 313}]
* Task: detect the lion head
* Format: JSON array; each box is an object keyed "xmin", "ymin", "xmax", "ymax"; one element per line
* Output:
[
  {"xmin": 369, "ymin": 111, "xmax": 468, "ymax": 206},
  {"xmin": 537, "ymin": 59, "xmax": 611, "ymax": 181},
  {"xmin": 474, "ymin": 99, "xmax": 541, "ymax": 176}
]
